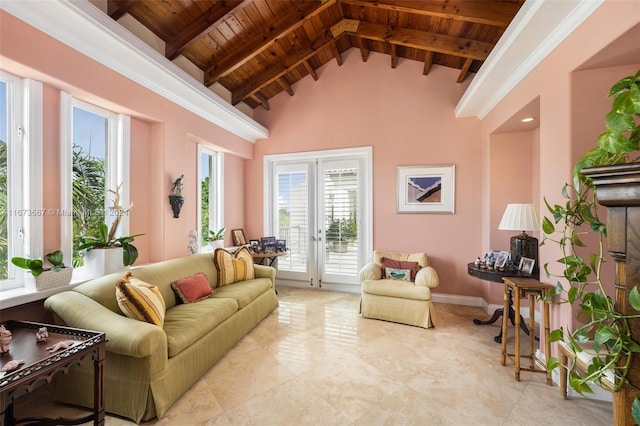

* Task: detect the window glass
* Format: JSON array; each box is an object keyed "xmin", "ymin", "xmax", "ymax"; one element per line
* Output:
[
  {"xmin": 198, "ymin": 147, "xmax": 223, "ymax": 247},
  {"xmin": 0, "ymin": 80, "xmax": 8, "ymax": 280}
]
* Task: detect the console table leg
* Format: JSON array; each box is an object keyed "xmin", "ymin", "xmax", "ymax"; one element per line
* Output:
[{"xmin": 93, "ymin": 345, "xmax": 105, "ymax": 426}]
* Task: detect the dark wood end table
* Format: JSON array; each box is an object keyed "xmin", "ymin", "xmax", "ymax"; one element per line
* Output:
[
  {"xmin": 0, "ymin": 320, "xmax": 106, "ymax": 426},
  {"xmin": 467, "ymin": 262, "xmax": 539, "ymax": 343}
]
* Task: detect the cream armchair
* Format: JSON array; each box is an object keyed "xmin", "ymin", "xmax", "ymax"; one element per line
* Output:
[{"xmin": 359, "ymin": 250, "xmax": 439, "ymax": 328}]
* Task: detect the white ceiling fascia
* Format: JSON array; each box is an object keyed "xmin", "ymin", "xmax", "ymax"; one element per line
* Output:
[
  {"xmin": 455, "ymin": 0, "xmax": 604, "ymax": 120},
  {"xmin": 0, "ymin": 0, "xmax": 269, "ymax": 143}
]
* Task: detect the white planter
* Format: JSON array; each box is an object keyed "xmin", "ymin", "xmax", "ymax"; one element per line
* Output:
[
  {"xmin": 209, "ymin": 240, "xmax": 224, "ymax": 250},
  {"xmin": 84, "ymin": 247, "xmax": 125, "ymax": 276},
  {"xmin": 26, "ymin": 267, "xmax": 73, "ymax": 291}
]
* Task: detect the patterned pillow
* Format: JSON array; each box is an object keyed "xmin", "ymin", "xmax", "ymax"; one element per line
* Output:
[
  {"xmin": 385, "ymin": 267, "xmax": 412, "ymax": 281},
  {"xmin": 214, "ymin": 247, "xmax": 255, "ymax": 286},
  {"xmin": 380, "ymin": 257, "xmax": 421, "ymax": 281},
  {"xmin": 115, "ymin": 271, "xmax": 166, "ymax": 327},
  {"xmin": 172, "ymin": 272, "xmax": 214, "ymax": 303}
]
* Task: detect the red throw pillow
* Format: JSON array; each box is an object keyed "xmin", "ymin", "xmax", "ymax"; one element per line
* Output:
[
  {"xmin": 380, "ymin": 257, "xmax": 421, "ymax": 281},
  {"xmin": 171, "ymin": 272, "xmax": 214, "ymax": 303}
]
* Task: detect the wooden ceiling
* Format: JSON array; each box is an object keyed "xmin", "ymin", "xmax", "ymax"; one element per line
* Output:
[{"xmin": 106, "ymin": 0, "xmax": 524, "ymax": 110}]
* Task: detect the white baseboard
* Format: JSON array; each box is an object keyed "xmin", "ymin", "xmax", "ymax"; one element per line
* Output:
[{"xmin": 431, "ymin": 292, "xmax": 484, "ymax": 307}]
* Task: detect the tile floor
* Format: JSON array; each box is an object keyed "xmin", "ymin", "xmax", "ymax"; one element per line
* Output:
[{"xmin": 16, "ymin": 287, "xmax": 612, "ymax": 425}]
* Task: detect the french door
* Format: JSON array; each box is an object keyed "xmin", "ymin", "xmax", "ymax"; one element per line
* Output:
[{"xmin": 264, "ymin": 147, "xmax": 372, "ymax": 293}]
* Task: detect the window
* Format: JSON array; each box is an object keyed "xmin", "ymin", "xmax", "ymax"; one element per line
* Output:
[
  {"xmin": 0, "ymin": 71, "xmax": 43, "ymax": 291},
  {"xmin": 198, "ymin": 146, "xmax": 223, "ymax": 247},
  {"xmin": 60, "ymin": 94, "xmax": 130, "ymax": 267}
]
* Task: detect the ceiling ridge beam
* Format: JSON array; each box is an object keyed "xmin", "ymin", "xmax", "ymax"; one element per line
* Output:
[
  {"xmin": 205, "ymin": 0, "xmax": 337, "ymax": 86},
  {"xmin": 232, "ymin": 32, "xmax": 338, "ymax": 105},
  {"xmin": 341, "ymin": 0, "xmax": 520, "ymax": 27},
  {"xmin": 165, "ymin": 0, "xmax": 248, "ymax": 61},
  {"xmin": 457, "ymin": 58, "xmax": 474, "ymax": 83},
  {"xmin": 351, "ymin": 22, "xmax": 492, "ymax": 61}
]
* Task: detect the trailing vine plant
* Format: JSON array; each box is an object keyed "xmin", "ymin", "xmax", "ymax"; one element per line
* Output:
[{"xmin": 542, "ymin": 68, "xmax": 640, "ymax": 421}]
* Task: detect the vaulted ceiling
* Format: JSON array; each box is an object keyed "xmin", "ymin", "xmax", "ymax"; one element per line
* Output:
[{"xmin": 106, "ymin": 0, "xmax": 524, "ymax": 110}]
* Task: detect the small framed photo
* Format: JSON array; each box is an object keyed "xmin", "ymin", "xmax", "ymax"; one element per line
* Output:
[
  {"xmin": 276, "ymin": 240, "xmax": 286, "ymax": 252},
  {"xmin": 495, "ymin": 251, "xmax": 509, "ymax": 268},
  {"xmin": 519, "ymin": 257, "xmax": 535, "ymax": 274},
  {"xmin": 232, "ymin": 229, "xmax": 247, "ymax": 246},
  {"xmin": 261, "ymin": 236, "xmax": 276, "ymax": 253},
  {"xmin": 249, "ymin": 240, "xmax": 260, "ymax": 251}
]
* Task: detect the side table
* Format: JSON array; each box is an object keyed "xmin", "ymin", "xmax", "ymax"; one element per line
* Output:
[
  {"xmin": 500, "ymin": 277, "xmax": 553, "ymax": 384},
  {"xmin": 0, "ymin": 320, "xmax": 106, "ymax": 426},
  {"xmin": 467, "ymin": 262, "xmax": 538, "ymax": 343}
]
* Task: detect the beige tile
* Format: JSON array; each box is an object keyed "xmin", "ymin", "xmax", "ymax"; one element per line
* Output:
[{"xmin": 16, "ymin": 286, "xmax": 612, "ymax": 425}]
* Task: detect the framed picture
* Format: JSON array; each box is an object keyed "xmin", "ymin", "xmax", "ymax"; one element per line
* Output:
[
  {"xmin": 276, "ymin": 239, "xmax": 286, "ymax": 252},
  {"xmin": 261, "ymin": 237, "xmax": 276, "ymax": 253},
  {"xmin": 397, "ymin": 165, "xmax": 455, "ymax": 214},
  {"xmin": 495, "ymin": 251, "xmax": 509, "ymax": 268},
  {"xmin": 231, "ymin": 229, "xmax": 247, "ymax": 246},
  {"xmin": 249, "ymin": 239, "xmax": 260, "ymax": 252},
  {"xmin": 519, "ymin": 257, "xmax": 535, "ymax": 274}
]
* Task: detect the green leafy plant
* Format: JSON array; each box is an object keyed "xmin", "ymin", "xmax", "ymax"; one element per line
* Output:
[
  {"xmin": 11, "ymin": 250, "xmax": 67, "ymax": 276},
  {"xmin": 326, "ymin": 218, "xmax": 357, "ymax": 242},
  {"xmin": 207, "ymin": 227, "xmax": 225, "ymax": 242},
  {"xmin": 542, "ymin": 69, "xmax": 640, "ymax": 420},
  {"xmin": 77, "ymin": 223, "xmax": 143, "ymax": 267}
]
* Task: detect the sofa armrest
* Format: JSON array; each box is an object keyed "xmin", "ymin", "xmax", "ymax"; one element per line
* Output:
[
  {"xmin": 359, "ymin": 262, "xmax": 382, "ymax": 281},
  {"xmin": 254, "ymin": 264, "xmax": 276, "ymax": 286},
  {"xmin": 415, "ymin": 266, "xmax": 439, "ymax": 288},
  {"xmin": 44, "ymin": 291, "xmax": 168, "ymax": 360}
]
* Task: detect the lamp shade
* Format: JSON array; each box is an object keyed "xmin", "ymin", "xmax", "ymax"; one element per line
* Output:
[{"xmin": 498, "ymin": 204, "xmax": 539, "ymax": 231}]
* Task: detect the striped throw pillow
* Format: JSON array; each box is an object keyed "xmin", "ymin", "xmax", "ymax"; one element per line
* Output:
[
  {"xmin": 214, "ymin": 247, "xmax": 255, "ymax": 286},
  {"xmin": 115, "ymin": 271, "xmax": 166, "ymax": 327}
]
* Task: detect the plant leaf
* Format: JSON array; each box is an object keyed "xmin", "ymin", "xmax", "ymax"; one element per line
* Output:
[
  {"xmin": 549, "ymin": 329, "xmax": 564, "ymax": 342},
  {"xmin": 46, "ymin": 250, "xmax": 64, "ymax": 267},
  {"xmin": 632, "ymin": 398, "xmax": 640, "ymax": 426},
  {"xmin": 629, "ymin": 286, "xmax": 640, "ymax": 312},
  {"xmin": 594, "ymin": 326, "xmax": 616, "ymax": 346},
  {"xmin": 546, "ymin": 356, "xmax": 560, "ymax": 371},
  {"xmin": 542, "ymin": 216, "xmax": 555, "ymax": 234},
  {"xmin": 99, "ymin": 223, "xmax": 109, "ymax": 244},
  {"xmin": 605, "ymin": 110, "xmax": 635, "ymax": 132}
]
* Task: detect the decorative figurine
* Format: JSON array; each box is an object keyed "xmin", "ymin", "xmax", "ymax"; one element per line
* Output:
[
  {"xmin": 46, "ymin": 341, "xmax": 76, "ymax": 353},
  {"xmin": 171, "ymin": 174, "xmax": 184, "ymax": 195},
  {"xmin": 187, "ymin": 230, "xmax": 198, "ymax": 255},
  {"xmin": 0, "ymin": 325, "xmax": 12, "ymax": 353},
  {"xmin": 0, "ymin": 359, "xmax": 24, "ymax": 374},
  {"xmin": 36, "ymin": 327, "xmax": 49, "ymax": 343},
  {"xmin": 474, "ymin": 257, "xmax": 481, "ymax": 267}
]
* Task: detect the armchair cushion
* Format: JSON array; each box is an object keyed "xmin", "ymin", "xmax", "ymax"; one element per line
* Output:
[{"xmin": 380, "ymin": 257, "xmax": 421, "ymax": 280}]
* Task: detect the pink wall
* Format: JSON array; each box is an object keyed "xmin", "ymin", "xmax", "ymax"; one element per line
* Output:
[
  {"xmin": 249, "ymin": 50, "xmax": 484, "ymax": 297},
  {"xmin": 0, "ymin": 11, "xmax": 253, "ymax": 262},
  {"xmin": 480, "ymin": 0, "xmax": 639, "ymax": 343}
]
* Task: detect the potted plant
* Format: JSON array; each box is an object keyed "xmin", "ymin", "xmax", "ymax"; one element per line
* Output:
[
  {"xmin": 542, "ymin": 68, "xmax": 640, "ymax": 424},
  {"xmin": 76, "ymin": 184, "xmax": 143, "ymax": 274},
  {"xmin": 12, "ymin": 250, "xmax": 72, "ymax": 290},
  {"xmin": 207, "ymin": 227, "xmax": 225, "ymax": 250}
]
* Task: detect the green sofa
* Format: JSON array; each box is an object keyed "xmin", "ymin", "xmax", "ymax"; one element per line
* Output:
[{"xmin": 44, "ymin": 253, "xmax": 279, "ymax": 423}]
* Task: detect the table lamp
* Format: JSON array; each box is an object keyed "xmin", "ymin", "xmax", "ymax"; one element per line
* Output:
[{"xmin": 498, "ymin": 203, "xmax": 540, "ymax": 268}]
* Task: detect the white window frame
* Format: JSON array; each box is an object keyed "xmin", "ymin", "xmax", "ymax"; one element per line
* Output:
[
  {"xmin": 60, "ymin": 93, "xmax": 130, "ymax": 265},
  {"xmin": 0, "ymin": 71, "xmax": 43, "ymax": 291},
  {"xmin": 197, "ymin": 145, "xmax": 223, "ymax": 251}
]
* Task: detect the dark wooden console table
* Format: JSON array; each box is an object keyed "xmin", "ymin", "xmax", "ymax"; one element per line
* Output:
[
  {"xmin": 0, "ymin": 320, "xmax": 106, "ymax": 426},
  {"xmin": 467, "ymin": 262, "xmax": 538, "ymax": 343},
  {"xmin": 252, "ymin": 250, "xmax": 288, "ymax": 267}
]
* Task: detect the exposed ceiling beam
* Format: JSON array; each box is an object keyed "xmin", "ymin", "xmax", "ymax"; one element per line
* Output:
[
  {"xmin": 330, "ymin": 40, "xmax": 343, "ymax": 66},
  {"xmin": 341, "ymin": 0, "xmax": 521, "ymax": 27},
  {"xmin": 252, "ymin": 93, "xmax": 270, "ymax": 110},
  {"xmin": 205, "ymin": 0, "xmax": 336, "ymax": 86},
  {"xmin": 352, "ymin": 22, "xmax": 493, "ymax": 61},
  {"xmin": 106, "ymin": 0, "xmax": 136, "ymax": 21},
  {"xmin": 423, "ymin": 51, "xmax": 433, "ymax": 75},
  {"xmin": 165, "ymin": 0, "xmax": 247, "ymax": 61},
  {"xmin": 355, "ymin": 36, "xmax": 370, "ymax": 62},
  {"xmin": 457, "ymin": 58, "xmax": 474, "ymax": 83},
  {"xmin": 277, "ymin": 77, "xmax": 294, "ymax": 96},
  {"xmin": 303, "ymin": 60, "xmax": 319, "ymax": 81},
  {"xmin": 390, "ymin": 43, "xmax": 398, "ymax": 68},
  {"xmin": 232, "ymin": 33, "xmax": 336, "ymax": 105}
]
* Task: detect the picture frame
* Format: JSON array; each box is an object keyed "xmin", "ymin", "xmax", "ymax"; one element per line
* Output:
[
  {"xmin": 231, "ymin": 229, "xmax": 247, "ymax": 246},
  {"xmin": 495, "ymin": 251, "xmax": 509, "ymax": 268},
  {"xmin": 397, "ymin": 165, "xmax": 455, "ymax": 214},
  {"xmin": 519, "ymin": 257, "xmax": 535, "ymax": 274},
  {"xmin": 249, "ymin": 239, "xmax": 260, "ymax": 252},
  {"xmin": 261, "ymin": 236, "xmax": 276, "ymax": 253},
  {"xmin": 276, "ymin": 239, "xmax": 286, "ymax": 252}
]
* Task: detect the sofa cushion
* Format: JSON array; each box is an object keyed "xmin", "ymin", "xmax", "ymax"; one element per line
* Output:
[
  {"xmin": 213, "ymin": 278, "xmax": 272, "ymax": 309},
  {"xmin": 163, "ymin": 297, "xmax": 238, "ymax": 357},
  {"xmin": 115, "ymin": 272, "xmax": 166, "ymax": 327},
  {"xmin": 214, "ymin": 247, "xmax": 255, "ymax": 286},
  {"xmin": 384, "ymin": 267, "xmax": 412, "ymax": 281},
  {"xmin": 362, "ymin": 279, "xmax": 431, "ymax": 301},
  {"xmin": 172, "ymin": 272, "xmax": 214, "ymax": 303},
  {"xmin": 380, "ymin": 257, "xmax": 421, "ymax": 281}
]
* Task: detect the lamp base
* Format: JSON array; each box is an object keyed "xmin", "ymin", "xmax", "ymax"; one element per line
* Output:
[{"xmin": 510, "ymin": 232, "xmax": 538, "ymax": 271}]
